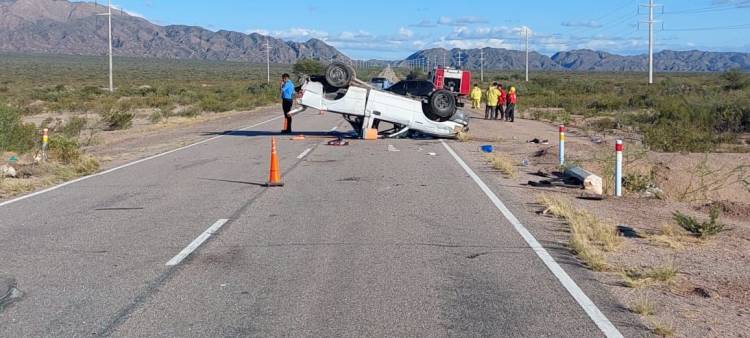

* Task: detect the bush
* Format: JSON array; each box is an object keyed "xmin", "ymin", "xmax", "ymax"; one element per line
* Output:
[
  {"xmin": 672, "ymin": 207, "xmax": 725, "ymax": 238},
  {"xmin": 293, "ymin": 59, "xmax": 325, "ymax": 75},
  {"xmin": 48, "ymin": 135, "xmax": 81, "ymax": 164},
  {"xmin": 721, "ymin": 68, "xmax": 747, "ymax": 90},
  {"xmin": 61, "ymin": 116, "xmax": 88, "ymax": 138},
  {"xmin": 101, "ymin": 111, "xmax": 134, "ymax": 130},
  {"xmin": 0, "ymin": 105, "xmax": 37, "ymax": 153}
]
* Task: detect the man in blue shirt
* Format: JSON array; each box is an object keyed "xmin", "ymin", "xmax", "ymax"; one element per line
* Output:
[{"xmin": 280, "ymin": 73, "xmax": 295, "ymax": 134}]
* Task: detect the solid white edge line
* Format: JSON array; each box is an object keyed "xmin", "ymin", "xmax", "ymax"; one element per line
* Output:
[
  {"xmin": 440, "ymin": 140, "xmax": 623, "ymax": 338},
  {"xmin": 0, "ymin": 115, "xmax": 283, "ymax": 208},
  {"xmin": 297, "ymin": 148, "xmax": 313, "ymax": 159},
  {"xmin": 166, "ymin": 219, "xmax": 230, "ymax": 266}
]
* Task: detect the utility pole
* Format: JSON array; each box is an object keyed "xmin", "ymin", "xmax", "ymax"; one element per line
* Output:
[
  {"xmin": 480, "ymin": 48, "xmax": 484, "ymax": 82},
  {"xmin": 457, "ymin": 50, "xmax": 462, "ymax": 68},
  {"xmin": 524, "ymin": 27, "xmax": 530, "ymax": 82},
  {"xmin": 443, "ymin": 52, "xmax": 446, "ymax": 68},
  {"xmin": 266, "ymin": 37, "xmax": 270, "ymax": 83},
  {"xmin": 97, "ymin": 0, "xmax": 113, "ymax": 92},
  {"xmin": 641, "ymin": 0, "xmax": 661, "ymax": 84}
]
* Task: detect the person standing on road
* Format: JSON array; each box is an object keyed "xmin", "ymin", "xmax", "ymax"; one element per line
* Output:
[
  {"xmin": 506, "ymin": 86, "xmax": 517, "ymax": 122},
  {"xmin": 470, "ymin": 84, "xmax": 482, "ymax": 109},
  {"xmin": 485, "ymin": 82, "xmax": 500, "ymax": 120},
  {"xmin": 496, "ymin": 84, "xmax": 507, "ymax": 121},
  {"xmin": 280, "ymin": 73, "xmax": 295, "ymax": 134}
]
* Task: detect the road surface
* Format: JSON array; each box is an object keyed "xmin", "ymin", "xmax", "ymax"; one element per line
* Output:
[{"xmin": 0, "ymin": 110, "xmax": 643, "ymax": 337}]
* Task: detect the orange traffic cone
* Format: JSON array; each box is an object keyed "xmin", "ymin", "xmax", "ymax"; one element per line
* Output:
[{"xmin": 265, "ymin": 137, "xmax": 284, "ymax": 187}]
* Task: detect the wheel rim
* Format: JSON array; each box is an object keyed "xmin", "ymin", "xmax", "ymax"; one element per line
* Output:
[
  {"xmin": 434, "ymin": 93, "xmax": 452, "ymax": 115},
  {"xmin": 328, "ymin": 67, "xmax": 347, "ymax": 84}
]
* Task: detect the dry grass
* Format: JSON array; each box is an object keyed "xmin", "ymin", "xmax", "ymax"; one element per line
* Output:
[
  {"xmin": 652, "ymin": 321, "xmax": 675, "ymax": 337},
  {"xmin": 630, "ymin": 295, "xmax": 655, "ymax": 316},
  {"xmin": 487, "ymin": 154, "xmax": 517, "ymax": 178},
  {"xmin": 456, "ymin": 131, "xmax": 471, "ymax": 142},
  {"xmin": 648, "ymin": 222, "xmax": 702, "ymax": 249},
  {"xmin": 623, "ymin": 264, "xmax": 679, "ymax": 288},
  {"xmin": 537, "ymin": 194, "xmax": 621, "ymax": 271},
  {"xmin": 0, "ymin": 178, "xmax": 35, "ymax": 197}
]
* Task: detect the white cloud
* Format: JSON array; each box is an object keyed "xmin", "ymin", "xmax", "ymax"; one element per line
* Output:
[
  {"xmin": 246, "ymin": 28, "xmax": 329, "ymax": 41},
  {"xmin": 437, "ymin": 16, "xmax": 487, "ymax": 26},
  {"xmin": 561, "ymin": 21, "xmax": 603, "ymax": 28},
  {"xmin": 110, "ymin": 4, "xmax": 146, "ymax": 19}
]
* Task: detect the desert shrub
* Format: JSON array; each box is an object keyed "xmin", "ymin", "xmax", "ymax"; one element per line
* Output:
[
  {"xmin": 623, "ymin": 173, "xmax": 653, "ymax": 193},
  {"xmin": 101, "ymin": 111, "xmax": 134, "ymax": 130},
  {"xmin": 48, "ymin": 135, "xmax": 81, "ymax": 164},
  {"xmin": 721, "ymin": 68, "xmax": 747, "ymax": 90},
  {"xmin": 0, "ymin": 105, "xmax": 37, "ymax": 153},
  {"xmin": 75, "ymin": 156, "xmax": 100, "ymax": 175},
  {"xmin": 61, "ymin": 116, "xmax": 88, "ymax": 138},
  {"xmin": 643, "ymin": 120, "xmax": 717, "ymax": 152},
  {"xmin": 199, "ymin": 95, "xmax": 232, "ymax": 112},
  {"xmin": 672, "ymin": 207, "xmax": 725, "ymax": 238},
  {"xmin": 293, "ymin": 59, "xmax": 325, "ymax": 75},
  {"xmin": 148, "ymin": 111, "xmax": 163, "ymax": 123}
]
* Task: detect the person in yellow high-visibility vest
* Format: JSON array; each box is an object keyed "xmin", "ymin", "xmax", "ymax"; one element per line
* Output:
[
  {"xmin": 470, "ymin": 84, "xmax": 482, "ymax": 109},
  {"xmin": 485, "ymin": 82, "xmax": 500, "ymax": 120}
]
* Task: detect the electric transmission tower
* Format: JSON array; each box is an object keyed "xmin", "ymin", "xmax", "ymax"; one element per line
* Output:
[{"xmin": 641, "ymin": 0, "xmax": 662, "ymax": 84}]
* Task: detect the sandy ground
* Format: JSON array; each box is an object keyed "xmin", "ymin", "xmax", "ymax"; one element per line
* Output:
[{"xmin": 459, "ymin": 106, "xmax": 750, "ymax": 337}]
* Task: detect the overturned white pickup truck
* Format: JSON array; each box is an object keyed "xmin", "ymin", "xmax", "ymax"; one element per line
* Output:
[{"xmin": 297, "ymin": 62, "xmax": 469, "ymax": 139}]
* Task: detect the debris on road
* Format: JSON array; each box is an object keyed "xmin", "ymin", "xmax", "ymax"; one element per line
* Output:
[
  {"xmin": 327, "ymin": 139, "xmax": 349, "ymax": 146},
  {"xmin": 528, "ymin": 138, "xmax": 549, "ymax": 145},
  {"xmin": 480, "ymin": 145, "xmax": 494, "ymax": 153},
  {"xmin": 291, "ymin": 135, "xmax": 306, "ymax": 141},
  {"xmin": 427, "ymin": 152, "xmax": 437, "ymax": 156},
  {"xmin": 387, "ymin": 145, "xmax": 400, "ymax": 152},
  {"xmin": 564, "ymin": 166, "xmax": 603, "ymax": 195}
]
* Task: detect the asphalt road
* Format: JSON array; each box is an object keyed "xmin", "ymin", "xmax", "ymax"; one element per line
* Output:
[{"xmin": 0, "ymin": 110, "xmax": 642, "ymax": 337}]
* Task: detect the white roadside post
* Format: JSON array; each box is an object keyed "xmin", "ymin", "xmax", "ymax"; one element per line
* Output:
[
  {"xmin": 559, "ymin": 125, "xmax": 565, "ymax": 166},
  {"xmin": 615, "ymin": 140, "xmax": 624, "ymax": 197}
]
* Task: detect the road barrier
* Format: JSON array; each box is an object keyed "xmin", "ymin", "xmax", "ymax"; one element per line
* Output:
[
  {"xmin": 615, "ymin": 140, "xmax": 623, "ymax": 197},
  {"xmin": 265, "ymin": 137, "xmax": 284, "ymax": 187},
  {"xmin": 559, "ymin": 125, "xmax": 565, "ymax": 166}
]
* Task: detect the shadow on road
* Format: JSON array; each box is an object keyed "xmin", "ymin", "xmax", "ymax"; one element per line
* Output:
[
  {"xmin": 198, "ymin": 178, "xmax": 267, "ymax": 187},
  {"xmin": 202, "ymin": 130, "xmax": 355, "ymax": 138}
]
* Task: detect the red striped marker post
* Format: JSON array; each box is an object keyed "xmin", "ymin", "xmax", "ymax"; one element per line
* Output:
[
  {"xmin": 559, "ymin": 125, "xmax": 566, "ymax": 166},
  {"xmin": 615, "ymin": 140, "xmax": 623, "ymax": 197}
]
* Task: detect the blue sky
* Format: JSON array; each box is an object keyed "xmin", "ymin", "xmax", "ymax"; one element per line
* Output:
[{"xmin": 108, "ymin": 0, "xmax": 750, "ymax": 59}]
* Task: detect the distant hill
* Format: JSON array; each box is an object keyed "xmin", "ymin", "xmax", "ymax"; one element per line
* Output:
[
  {"xmin": 404, "ymin": 48, "xmax": 750, "ymax": 72},
  {"xmin": 0, "ymin": 0, "xmax": 350, "ymax": 63}
]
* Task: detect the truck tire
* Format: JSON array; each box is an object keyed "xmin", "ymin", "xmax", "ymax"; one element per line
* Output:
[
  {"xmin": 429, "ymin": 89, "xmax": 456, "ymax": 119},
  {"xmin": 325, "ymin": 62, "xmax": 355, "ymax": 88}
]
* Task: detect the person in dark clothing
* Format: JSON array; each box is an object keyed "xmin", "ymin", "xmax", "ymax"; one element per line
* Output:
[{"xmin": 280, "ymin": 73, "xmax": 295, "ymax": 134}]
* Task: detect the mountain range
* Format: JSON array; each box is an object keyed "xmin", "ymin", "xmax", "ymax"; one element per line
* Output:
[
  {"xmin": 1, "ymin": 0, "xmax": 749, "ymax": 72},
  {"xmin": 0, "ymin": 0, "xmax": 350, "ymax": 63},
  {"xmin": 404, "ymin": 48, "xmax": 750, "ymax": 72}
]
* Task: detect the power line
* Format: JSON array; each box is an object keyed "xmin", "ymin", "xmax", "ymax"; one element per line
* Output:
[
  {"xmin": 664, "ymin": 3, "xmax": 750, "ymax": 15},
  {"xmin": 664, "ymin": 24, "xmax": 750, "ymax": 31}
]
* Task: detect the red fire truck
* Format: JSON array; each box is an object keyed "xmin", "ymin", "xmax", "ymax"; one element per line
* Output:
[{"xmin": 430, "ymin": 67, "xmax": 472, "ymax": 97}]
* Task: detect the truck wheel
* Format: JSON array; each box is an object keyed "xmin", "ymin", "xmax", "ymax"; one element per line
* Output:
[
  {"xmin": 325, "ymin": 62, "xmax": 354, "ymax": 88},
  {"xmin": 429, "ymin": 89, "xmax": 456, "ymax": 118}
]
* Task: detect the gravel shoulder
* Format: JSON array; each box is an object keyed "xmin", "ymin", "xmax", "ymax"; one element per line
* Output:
[{"xmin": 457, "ymin": 107, "xmax": 750, "ymax": 337}]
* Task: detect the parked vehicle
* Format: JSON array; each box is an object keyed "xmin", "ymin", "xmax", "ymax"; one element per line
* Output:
[
  {"xmin": 297, "ymin": 62, "xmax": 469, "ymax": 139},
  {"xmin": 369, "ymin": 77, "xmax": 391, "ymax": 90},
  {"xmin": 385, "ymin": 80, "xmax": 435, "ymax": 98},
  {"xmin": 429, "ymin": 67, "xmax": 471, "ymax": 97}
]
